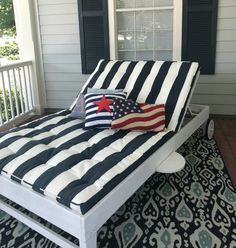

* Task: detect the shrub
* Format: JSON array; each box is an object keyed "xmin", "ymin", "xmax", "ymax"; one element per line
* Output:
[
  {"xmin": 0, "ymin": 88, "xmax": 23, "ymax": 123},
  {"xmin": 0, "ymin": 41, "xmax": 19, "ymax": 60}
]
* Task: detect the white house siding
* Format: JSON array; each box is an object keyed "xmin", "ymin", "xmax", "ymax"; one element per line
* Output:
[
  {"xmin": 192, "ymin": 0, "xmax": 236, "ymax": 115},
  {"xmin": 37, "ymin": 0, "xmax": 89, "ymax": 109},
  {"xmin": 38, "ymin": 0, "xmax": 236, "ymax": 114}
]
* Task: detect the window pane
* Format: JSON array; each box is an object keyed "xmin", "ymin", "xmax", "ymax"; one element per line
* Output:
[
  {"xmin": 154, "ymin": 0, "xmax": 173, "ymax": 7},
  {"xmin": 118, "ymin": 51, "xmax": 135, "ymax": 60},
  {"xmin": 154, "ymin": 51, "xmax": 172, "ymax": 60},
  {"xmin": 117, "ymin": 12, "xmax": 135, "ymax": 51},
  {"xmin": 135, "ymin": 11, "xmax": 153, "ymax": 51},
  {"xmin": 135, "ymin": 0, "xmax": 153, "ymax": 8},
  {"xmin": 116, "ymin": 0, "xmax": 174, "ymax": 61},
  {"xmin": 136, "ymin": 51, "xmax": 153, "ymax": 60},
  {"xmin": 155, "ymin": 30, "xmax": 173, "ymax": 50},
  {"xmin": 117, "ymin": 0, "xmax": 134, "ymax": 9},
  {"xmin": 154, "ymin": 10, "xmax": 173, "ymax": 30}
]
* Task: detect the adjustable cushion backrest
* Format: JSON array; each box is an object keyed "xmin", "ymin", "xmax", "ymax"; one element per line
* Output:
[{"xmin": 71, "ymin": 60, "xmax": 199, "ymax": 132}]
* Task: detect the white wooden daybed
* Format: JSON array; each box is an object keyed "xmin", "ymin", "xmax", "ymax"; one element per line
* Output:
[{"xmin": 0, "ymin": 60, "xmax": 211, "ymax": 248}]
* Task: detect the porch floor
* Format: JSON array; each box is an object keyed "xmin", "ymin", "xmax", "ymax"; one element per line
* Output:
[{"xmin": 214, "ymin": 117, "xmax": 236, "ymax": 189}]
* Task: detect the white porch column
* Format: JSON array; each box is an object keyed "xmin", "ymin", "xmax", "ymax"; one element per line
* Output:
[{"xmin": 13, "ymin": 0, "xmax": 46, "ymax": 114}]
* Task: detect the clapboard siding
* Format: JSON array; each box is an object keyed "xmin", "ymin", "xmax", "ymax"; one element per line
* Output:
[
  {"xmin": 38, "ymin": 0, "xmax": 75, "ymax": 5},
  {"xmin": 37, "ymin": 0, "xmax": 88, "ymax": 108},
  {"xmin": 39, "ymin": 4, "xmax": 78, "ymax": 16},
  {"xmin": 46, "ymin": 81, "xmax": 84, "ymax": 91},
  {"xmin": 43, "ymin": 54, "xmax": 81, "ymax": 64},
  {"xmin": 195, "ymin": 83, "xmax": 236, "ymax": 95},
  {"xmin": 41, "ymin": 24, "xmax": 79, "ymax": 35},
  {"xmin": 38, "ymin": 0, "xmax": 236, "ymax": 114},
  {"xmin": 41, "ymin": 34, "xmax": 80, "ymax": 45},
  {"xmin": 45, "ymin": 72, "xmax": 88, "ymax": 82},
  {"xmin": 39, "ymin": 14, "xmax": 78, "ymax": 25},
  {"xmin": 42, "ymin": 44, "xmax": 80, "ymax": 54},
  {"xmin": 193, "ymin": 0, "xmax": 236, "ymax": 115}
]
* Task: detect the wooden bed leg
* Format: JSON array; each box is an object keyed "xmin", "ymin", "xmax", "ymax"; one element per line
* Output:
[{"xmin": 80, "ymin": 232, "xmax": 97, "ymax": 248}]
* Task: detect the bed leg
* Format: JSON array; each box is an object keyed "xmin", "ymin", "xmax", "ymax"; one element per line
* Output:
[{"xmin": 80, "ymin": 232, "xmax": 97, "ymax": 248}]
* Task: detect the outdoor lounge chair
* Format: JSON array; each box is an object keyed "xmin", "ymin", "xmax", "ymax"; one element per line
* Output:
[{"xmin": 0, "ymin": 60, "xmax": 211, "ymax": 248}]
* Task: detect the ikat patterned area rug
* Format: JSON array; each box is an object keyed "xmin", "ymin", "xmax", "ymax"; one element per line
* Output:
[{"xmin": 0, "ymin": 129, "xmax": 236, "ymax": 248}]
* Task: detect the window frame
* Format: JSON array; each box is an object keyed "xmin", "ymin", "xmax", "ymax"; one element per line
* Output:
[{"xmin": 108, "ymin": 0, "xmax": 183, "ymax": 61}]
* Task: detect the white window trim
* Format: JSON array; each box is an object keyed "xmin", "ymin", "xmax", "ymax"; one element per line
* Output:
[{"xmin": 108, "ymin": 0, "xmax": 182, "ymax": 61}]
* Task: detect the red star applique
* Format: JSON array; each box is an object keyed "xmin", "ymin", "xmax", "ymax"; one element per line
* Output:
[{"xmin": 94, "ymin": 95, "xmax": 113, "ymax": 113}]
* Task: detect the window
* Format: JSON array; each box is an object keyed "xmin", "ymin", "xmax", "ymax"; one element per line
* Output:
[{"xmin": 108, "ymin": 0, "xmax": 182, "ymax": 61}]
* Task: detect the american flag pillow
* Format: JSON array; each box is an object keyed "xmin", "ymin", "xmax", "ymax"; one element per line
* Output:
[
  {"xmin": 111, "ymin": 98, "xmax": 165, "ymax": 132},
  {"xmin": 84, "ymin": 92, "xmax": 126, "ymax": 129}
]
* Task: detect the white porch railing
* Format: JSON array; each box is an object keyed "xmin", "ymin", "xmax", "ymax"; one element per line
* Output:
[{"xmin": 0, "ymin": 60, "xmax": 35, "ymax": 128}]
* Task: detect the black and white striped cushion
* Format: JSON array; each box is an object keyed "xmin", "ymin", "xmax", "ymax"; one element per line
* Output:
[
  {"xmin": 0, "ymin": 111, "xmax": 173, "ymax": 214},
  {"xmin": 71, "ymin": 60, "xmax": 199, "ymax": 132}
]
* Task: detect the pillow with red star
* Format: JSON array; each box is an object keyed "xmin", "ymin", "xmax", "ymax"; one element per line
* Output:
[{"xmin": 84, "ymin": 92, "xmax": 126, "ymax": 129}]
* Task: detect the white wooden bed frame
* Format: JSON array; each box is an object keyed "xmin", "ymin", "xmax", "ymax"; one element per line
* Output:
[{"xmin": 0, "ymin": 102, "xmax": 209, "ymax": 248}]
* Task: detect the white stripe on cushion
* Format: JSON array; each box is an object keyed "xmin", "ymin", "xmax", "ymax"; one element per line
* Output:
[{"xmin": 70, "ymin": 131, "xmax": 168, "ymax": 206}]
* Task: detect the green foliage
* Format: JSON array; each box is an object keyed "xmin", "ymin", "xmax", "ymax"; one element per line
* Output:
[
  {"xmin": 0, "ymin": 41, "xmax": 19, "ymax": 60},
  {"xmin": 0, "ymin": 88, "xmax": 22, "ymax": 123},
  {"xmin": 0, "ymin": 0, "xmax": 16, "ymax": 36}
]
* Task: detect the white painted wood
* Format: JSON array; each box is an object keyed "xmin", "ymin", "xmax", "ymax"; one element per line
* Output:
[
  {"xmin": 215, "ymin": 63, "xmax": 236, "ymax": 74},
  {"xmin": 0, "ymin": 61, "xmax": 36, "ymax": 127},
  {"xmin": 173, "ymin": 0, "xmax": 182, "ymax": 60},
  {"xmin": 195, "ymin": 83, "xmax": 236, "ymax": 95},
  {"xmin": 0, "ymin": 104, "xmax": 209, "ymax": 248},
  {"xmin": 217, "ymin": 30, "xmax": 236, "ymax": 41},
  {"xmin": 207, "ymin": 104, "xmax": 236, "ymax": 115},
  {"xmin": 0, "ymin": 72, "xmax": 9, "ymax": 122},
  {"xmin": 47, "ymin": 100, "xmax": 73, "ymax": 109},
  {"xmin": 46, "ymin": 81, "xmax": 84, "ymax": 91},
  {"xmin": 39, "ymin": 4, "xmax": 78, "ymax": 16},
  {"xmin": 0, "ymin": 201, "xmax": 79, "ymax": 248},
  {"xmin": 40, "ymin": 14, "xmax": 79, "ymax": 25},
  {"xmin": 218, "ymin": 6, "xmax": 236, "ymax": 18},
  {"xmin": 199, "ymin": 74, "xmax": 236, "ymax": 84},
  {"xmin": 0, "ymin": 109, "xmax": 34, "ymax": 132},
  {"xmin": 47, "ymin": 90, "xmax": 77, "ymax": 100},
  {"xmin": 219, "ymin": 0, "xmax": 236, "ymax": 7},
  {"xmin": 41, "ymin": 24, "xmax": 79, "ymax": 35},
  {"xmin": 43, "ymin": 54, "xmax": 81, "ymax": 64},
  {"xmin": 218, "ymin": 18, "xmax": 236, "ymax": 30},
  {"xmin": 42, "ymin": 44, "xmax": 80, "ymax": 54},
  {"xmin": 108, "ymin": 0, "xmax": 118, "ymax": 60},
  {"xmin": 156, "ymin": 152, "xmax": 185, "ymax": 173},
  {"xmin": 41, "ymin": 34, "xmax": 80, "ymax": 45},
  {"xmin": 216, "ymin": 52, "xmax": 236, "ymax": 63},
  {"xmin": 13, "ymin": 0, "xmax": 47, "ymax": 114},
  {"xmin": 217, "ymin": 41, "xmax": 236, "ymax": 52},
  {"xmin": 192, "ymin": 94, "xmax": 236, "ymax": 105},
  {"xmin": 43, "ymin": 63, "xmax": 81, "ymax": 73},
  {"xmin": 38, "ymin": 0, "xmax": 76, "ymax": 5},
  {"xmin": 45, "ymin": 72, "xmax": 88, "ymax": 82}
]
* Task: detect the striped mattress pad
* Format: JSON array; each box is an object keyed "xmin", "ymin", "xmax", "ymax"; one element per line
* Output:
[{"xmin": 0, "ymin": 111, "xmax": 174, "ymax": 214}]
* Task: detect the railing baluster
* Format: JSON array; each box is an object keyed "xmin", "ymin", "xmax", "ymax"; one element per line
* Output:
[
  {"xmin": 0, "ymin": 60, "xmax": 35, "ymax": 128},
  {"xmin": 0, "ymin": 72, "xmax": 9, "ymax": 122},
  {"xmin": 27, "ymin": 65, "xmax": 34, "ymax": 109},
  {"xmin": 12, "ymin": 69, "xmax": 20, "ymax": 116},
  {"xmin": 17, "ymin": 67, "xmax": 25, "ymax": 114},
  {"xmin": 6, "ymin": 70, "xmax": 15, "ymax": 119},
  {"xmin": 22, "ymin": 66, "xmax": 29, "ymax": 111},
  {"xmin": 0, "ymin": 104, "xmax": 3, "ymax": 125}
]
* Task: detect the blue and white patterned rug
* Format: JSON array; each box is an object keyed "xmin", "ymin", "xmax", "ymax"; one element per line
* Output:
[{"xmin": 0, "ymin": 129, "xmax": 236, "ymax": 248}]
